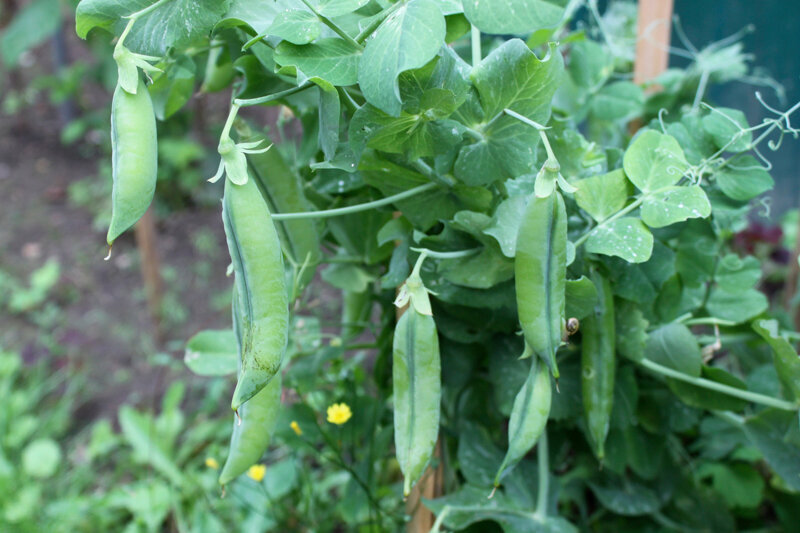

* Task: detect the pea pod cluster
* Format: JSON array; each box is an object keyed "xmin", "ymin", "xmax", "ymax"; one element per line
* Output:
[
  {"xmin": 581, "ymin": 271, "xmax": 616, "ymax": 459},
  {"xmin": 107, "ymin": 76, "xmax": 158, "ymax": 247},
  {"xmin": 494, "ymin": 353, "xmax": 552, "ymax": 486},
  {"xmin": 237, "ymin": 122, "xmax": 322, "ymax": 294},
  {"xmin": 219, "ymin": 292, "xmax": 282, "ymax": 485},
  {"xmin": 515, "ymin": 192, "xmax": 567, "ymax": 377},
  {"xmin": 393, "ymin": 259, "xmax": 441, "ymax": 497},
  {"xmin": 222, "ymin": 176, "xmax": 289, "ymax": 411}
]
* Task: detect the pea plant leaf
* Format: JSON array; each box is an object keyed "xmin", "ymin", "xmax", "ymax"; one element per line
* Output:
[
  {"xmin": 455, "ymin": 40, "xmax": 564, "ymax": 185},
  {"xmin": 574, "ymin": 169, "xmax": 631, "ymax": 222},
  {"xmin": 622, "ymin": 130, "xmax": 688, "ymax": 193},
  {"xmin": 584, "ymin": 217, "xmax": 653, "ymax": 263},
  {"xmin": 76, "ymin": 0, "xmax": 230, "ymax": 55},
  {"xmin": 645, "ymin": 323, "xmax": 702, "ymax": 377},
  {"xmin": 358, "ymin": 0, "xmax": 446, "ymax": 116},
  {"xmin": 714, "ymin": 155, "xmax": 774, "ymax": 201},
  {"xmin": 221, "ymin": 0, "xmax": 296, "ymax": 34},
  {"xmin": 268, "ymin": 9, "xmax": 320, "ymax": 45},
  {"xmin": 752, "ymin": 320, "xmax": 800, "ymax": 401},
  {"xmin": 590, "ymin": 81, "xmax": 644, "ymax": 121},
  {"xmin": 462, "ymin": 0, "xmax": 568, "ymax": 35},
  {"xmin": 640, "ymin": 185, "xmax": 711, "ymax": 228},
  {"xmin": 184, "ymin": 329, "xmax": 238, "ymax": 376},
  {"xmin": 274, "ymin": 38, "xmax": 361, "ymax": 86},
  {"xmin": 702, "ymin": 107, "xmax": 752, "ymax": 153}
]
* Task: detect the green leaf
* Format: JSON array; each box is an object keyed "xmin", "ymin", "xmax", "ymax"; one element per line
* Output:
[
  {"xmin": 358, "ymin": 0, "xmax": 445, "ymax": 116},
  {"xmin": 455, "ymin": 40, "xmax": 563, "ymax": 185},
  {"xmin": 640, "ymin": 185, "xmax": 711, "ymax": 228},
  {"xmin": 705, "ymin": 287, "xmax": 767, "ymax": 324},
  {"xmin": 584, "ymin": 217, "xmax": 653, "ymax": 263},
  {"xmin": 22, "ymin": 439, "xmax": 61, "ymax": 479},
  {"xmin": 646, "ymin": 323, "xmax": 702, "ymax": 377},
  {"xmin": 76, "ymin": 0, "xmax": 230, "ymax": 56},
  {"xmin": 118, "ymin": 406, "xmax": 184, "ymax": 486},
  {"xmin": 742, "ymin": 409, "xmax": 800, "ymax": 491},
  {"xmin": 313, "ymin": 78, "xmax": 341, "ymax": 160},
  {"xmin": 574, "ymin": 169, "xmax": 631, "ymax": 222},
  {"xmin": 440, "ymin": 247, "xmax": 514, "ymax": 289},
  {"xmin": 268, "ymin": 9, "xmax": 320, "ymax": 45},
  {"xmin": 565, "ymin": 276, "xmax": 598, "ymax": 320},
  {"xmin": 622, "ymin": 130, "xmax": 688, "ymax": 193},
  {"xmin": 715, "ymin": 155, "xmax": 774, "ymax": 201},
  {"xmin": 752, "ymin": 319, "xmax": 800, "ymax": 401},
  {"xmin": 615, "ymin": 301, "xmax": 648, "ymax": 362},
  {"xmin": 462, "ymin": 0, "xmax": 568, "ymax": 35},
  {"xmin": 314, "ymin": 0, "xmax": 369, "ymax": 17},
  {"xmin": 668, "ymin": 366, "xmax": 749, "ymax": 411},
  {"xmin": 321, "ymin": 263, "xmax": 374, "ymax": 292},
  {"xmin": 715, "ymin": 254, "xmax": 761, "ymax": 292},
  {"xmin": 274, "ymin": 38, "xmax": 361, "ymax": 86},
  {"xmin": 484, "ymin": 195, "xmax": 527, "ymax": 257},
  {"xmin": 568, "ymin": 40, "xmax": 612, "ymax": 89},
  {"xmin": 696, "ymin": 462, "xmax": 765, "ymax": 508},
  {"xmin": 222, "ymin": 0, "xmax": 294, "ymax": 34},
  {"xmin": 184, "ymin": 329, "xmax": 238, "ymax": 376},
  {"xmin": 1, "ymin": 0, "xmax": 61, "ymax": 67},
  {"xmin": 702, "ymin": 107, "xmax": 752, "ymax": 152},
  {"xmin": 590, "ymin": 81, "xmax": 644, "ymax": 121},
  {"xmin": 588, "ymin": 474, "xmax": 663, "ymax": 516}
]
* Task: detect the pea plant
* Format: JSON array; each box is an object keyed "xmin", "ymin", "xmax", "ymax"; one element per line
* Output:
[{"xmin": 76, "ymin": 0, "xmax": 800, "ymax": 530}]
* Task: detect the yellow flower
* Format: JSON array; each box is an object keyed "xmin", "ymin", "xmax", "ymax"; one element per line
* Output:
[
  {"xmin": 247, "ymin": 464, "xmax": 266, "ymax": 482},
  {"xmin": 326, "ymin": 402, "xmax": 353, "ymax": 425},
  {"xmin": 205, "ymin": 457, "xmax": 219, "ymax": 470},
  {"xmin": 290, "ymin": 420, "xmax": 303, "ymax": 436}
]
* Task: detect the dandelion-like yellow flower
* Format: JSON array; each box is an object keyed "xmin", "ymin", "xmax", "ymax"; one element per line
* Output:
[
  {"xmin": 205, "ymin": 457, "xmax": 219, "ymax": 469},
  {"xmin": 290, "ymin": 420, "xmax": 303, "ymax": 436},
  {"xmin": 247, "ymin": 464, "xmax": 266, "ymax": 482},
  {"xmin": 326, "ymin": 402, "xmax": 352, "ymax": 425}
]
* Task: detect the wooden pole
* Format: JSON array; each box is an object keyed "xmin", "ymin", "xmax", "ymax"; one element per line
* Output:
[
  {"xmin": 634, "ymin": 0, "xmax": 674, "ymax": 86},
  {"xmin": 405, "ymin": 440, "xmax": 443, "ymax": 532},
  {"xmin": 134, "ymin": 207, "xmax": 164, "ymax": 339}
]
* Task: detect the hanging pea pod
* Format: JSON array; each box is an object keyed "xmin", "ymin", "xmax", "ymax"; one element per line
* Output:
[
  {"xmin": 393, "ymin": 253, "xmax": 441, "ymax": 497},
  {"xmin": 515, "ymin": 192, "xmax": 567, "ymax": 378},
  {"xmin": 581, "ymin": 271, "xmax": 616, "ymax": 460},
  {"xmin": 219, "ymin": 291, "xmax": 282, "ymax": 486},
  {"xmin": 236, "ymin": 122, "xmax": 322, "ymax": 294},
  {"xmin": 223, "ymin": 177, "xmax": 289, "ymax": 411},
  {"xmin": 494, "ymin": 353, "xmax": 552, "ymax": 487},
  {"xmin": 342, "ymin": 289, "xmax": 372, "ymax": 340},
  {"xmin": 107, "ymin": 77, "xmax": 158, "ymax": 248}
]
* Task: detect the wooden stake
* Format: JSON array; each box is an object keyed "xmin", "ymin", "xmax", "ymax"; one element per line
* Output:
[
  {"xmin": 634, "ymin": 0, "xmax": 674, "ymax": 86},
  {"xmin": 405, "ymin": 440, "xmax": 443, "ymax": 533},
  {"xmin": 134, "ymin": 207, "xmax": 164, "ymax": 338}
]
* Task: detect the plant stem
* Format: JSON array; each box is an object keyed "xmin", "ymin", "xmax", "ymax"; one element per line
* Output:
[
  {"xmin": 409, "ymin": 247, "xmax": 481, "ymax": 259},
  {"xmin": 471, "ymin": 24, "xmax": 481, "ymax": 66},
  {"xmin": 684, "ymin": 317, "xmax": 737, "ymax": 327},
  {"xmin": 220, "ymin": 103, "xmax": 240, "ymax": 140},
  {"xmin": 271, "ymin": 183, "xmax": 438, "ymax": 220},
  {"xmin": 640, "ymin": 358, "xmax": 798, "ymax": 411},
  {"xmin": 503, "ymin": 108, "xmax": 548, "ymax": 131},
  {"xmin": 534, "ymin": 430, "xmax": 549, "ymax": 521},
  {"xmin": 431, "ymin": 507, "xmax": 451, "ymax": 533},
  {"xmin": 714, "ymin": 410, "xmax": 746, "ymax": 427},
  {"xmin": 692, "ymin": 70, "xmax": 710, "ymax": 110},
  {"xmin": 235, "ymin": 82, "xmax": 314, "ymax": 107}
]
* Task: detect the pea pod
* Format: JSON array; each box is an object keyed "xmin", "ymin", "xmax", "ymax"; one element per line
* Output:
[
  {"xmin": 393, "ymin": 279, "xmax": 440, "ymax": 497},
  {"xmin": 515, "ymin": 192, "xmax": 567, "ymax": 378},
  {"xmin": 107, "ymin": 77, "xmax": 158, "ymax": 247},
  {"xmin": 494, "ymin": 354, "xmax": 552, "ymax": 486},
  {"xmin": 219, "ymin": 292, "xmax": 282, "ymax": 485},
  {"xmin": 342, "ymin": 289, "xmax": 372, "ymax": 340},
  {"xmin": 237, "ymin": 122, "xmax": 322, "ymax": 294},
  {"xmin": 581, "ymin": 271, "xmax": 616, "ymax": 459},
  {"xmin": 223, "ymin": 176, "xmax": 289, "ymax": 411}
]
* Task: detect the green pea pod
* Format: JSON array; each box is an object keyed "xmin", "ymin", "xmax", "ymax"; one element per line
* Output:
[
  {"xmin": 393, "ymin": 308, "xmax": 441, "ymax": 497},
  {"xmin": 200, "ymin": 43, "xmax": 235, "ymax": 93},
  {"xmin": 219, "ymin": 292, "xmax": 282, "ymax": 485},
  {"xmin": 107, "ymin": 77, "xmax": 157, "ymax": 246},
  {"xmin": 237, "ymin": 122, "xmax": 322, "ymax": 294},
  {"xmin": 581, "ymin": 272, "xmax": 616, "ymax": 460},
  {"xmin": 342, "ymin": 289, "xmax": 372, "ymax": 340},
  {"xmin": 494, "ymin": 355, "xmax": 552, "ymax": 486},
  {"xmin": 515, "ymin": 192, "xmax": 567, "ymax": 378},
  {"xmin": 223, "ymin": 177, "xmax": 289, "ymax": 411}
]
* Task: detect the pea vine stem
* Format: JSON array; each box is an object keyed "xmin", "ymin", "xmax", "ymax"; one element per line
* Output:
[
  {"xmin": 271, "ymin": 183, "xmax": 438, "ymax": 221},
  {"xmin": 471, "ymin": 24, "xmax": 481, "ymax": 66},
  {"xmin": 640, "ymin": 358, "xmax": 798, "ymax": 411},
  {"xmin": 299, "ymin": 0, "xmax": 362, "ymax": 49},
  {"xmin": 572, "ymin": 197, "xmax": 644, "ymax": 248},
  {"xmin": 235, "ymin": 82, "xmax": 314, "ymax": 107}
]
